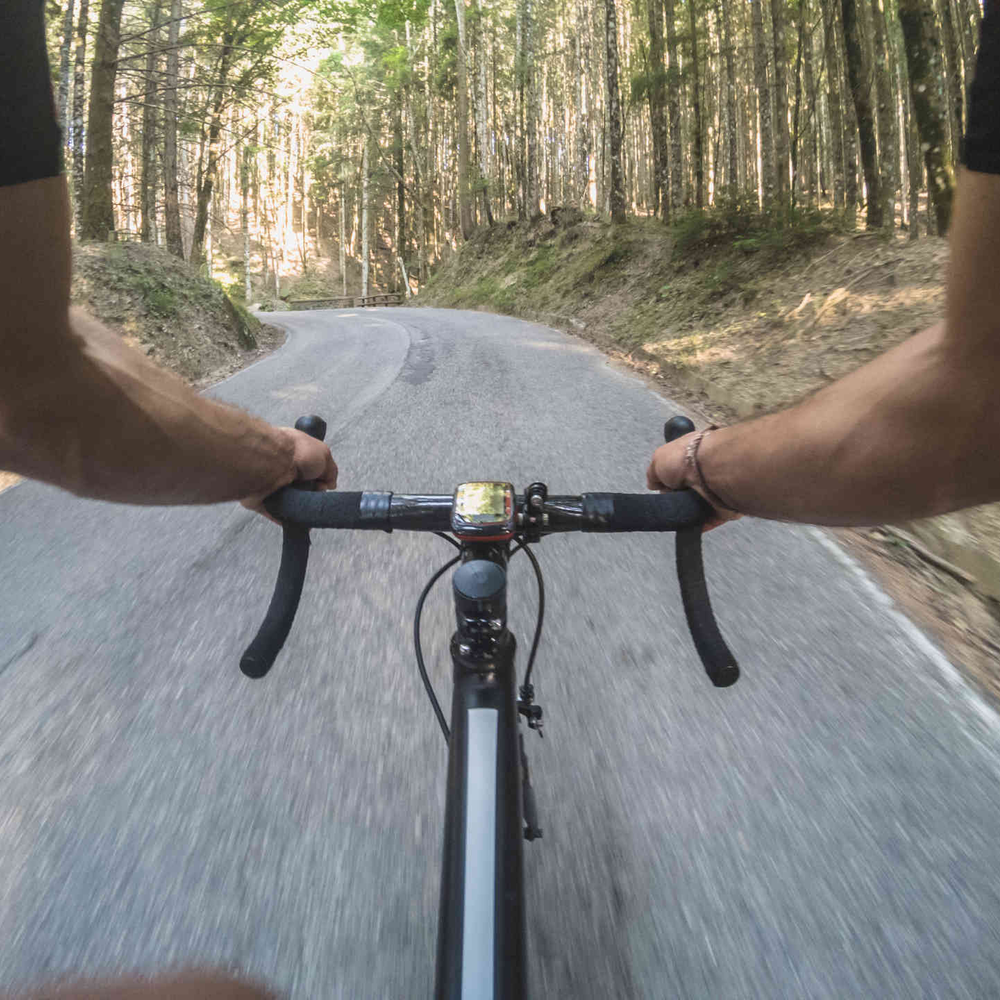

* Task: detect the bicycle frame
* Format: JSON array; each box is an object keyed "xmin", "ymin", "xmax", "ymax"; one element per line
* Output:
[
  {"xmin": 242, "ymin": 414, "xmax": 740, "ymax": 998},
  {"xmin": 435, "ymin": 542, "xmax": 528, "ymax": 1000}
]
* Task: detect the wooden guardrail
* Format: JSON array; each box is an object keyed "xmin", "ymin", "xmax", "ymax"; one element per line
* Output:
[{"xmin": 288, "ymin": 292, "xmax": 405, "ymax": 309}]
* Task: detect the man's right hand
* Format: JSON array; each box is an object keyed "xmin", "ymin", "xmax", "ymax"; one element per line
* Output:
[{"xmin": 646, "ymin": 432, "xmax": 739, "ymax": 531}]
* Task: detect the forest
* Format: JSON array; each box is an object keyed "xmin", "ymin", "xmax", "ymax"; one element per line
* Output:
[{"xmin": 46, "ymin": 0, "xmax": 981, "ymax": 301}]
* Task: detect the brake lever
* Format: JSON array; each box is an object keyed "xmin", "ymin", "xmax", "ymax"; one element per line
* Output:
[
  {"xmin": 240, "ymin": 414, "xmax": 328, "ymax": 679},
  {"xmin": 665, "ymin": 416, "xmax": 739, "ymax": 687}
]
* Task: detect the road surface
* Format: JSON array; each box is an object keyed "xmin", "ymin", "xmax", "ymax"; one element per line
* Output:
[{"xmin": 3, "ymin": 308, "xmax": 1000, "ymax": 998}]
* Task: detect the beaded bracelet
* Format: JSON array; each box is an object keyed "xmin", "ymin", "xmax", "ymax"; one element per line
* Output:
[{"xmin": 684, "ymin": 427, "xmax": 739, "ymax": 513}]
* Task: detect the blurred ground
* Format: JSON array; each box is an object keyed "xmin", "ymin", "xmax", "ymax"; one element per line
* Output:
[{"xmin": 5, "ymin": 309, "xmax": 1000, "ymax": 999}]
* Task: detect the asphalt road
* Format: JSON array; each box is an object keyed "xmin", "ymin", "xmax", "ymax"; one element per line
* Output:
[{"xmin": 4, "ymin": 308, "xmax": 1000, "ymax": 999}]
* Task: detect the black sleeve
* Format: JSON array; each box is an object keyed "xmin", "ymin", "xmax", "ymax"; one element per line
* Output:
[
  {"xmin": 964, "ymin": 0, "xmax": 1000, "ymax": 175},
  {"xmin": 0, "ymin": 0, "xmax": 63, "ymax": 187}
]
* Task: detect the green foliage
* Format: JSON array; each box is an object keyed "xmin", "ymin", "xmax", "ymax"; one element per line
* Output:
[
  {"xmin": 630, "ymin": 67, "xmax": 668, "ymax": 103},
  {"xmin": 594, "ymin": 238, "xmax": 631, "ymax": 269},
  {"xmin": 433, "ymin": 14, "xmax": 458, "ymax": 97},
  {"xmin": 670, "ymin": 210, "xmax": 713, "ymax": 259},
  {"xmin": 671, "ymin": 200, "xmax": 837, "ymax": 260},
  {"xmin": 147, "ymin": 287, "xmax": 179, "ymax": 318},
  {"xmin": 521, "ymin": 247, "xmax": 557, "ymax": 288},
  {"xmin": 223, "ymin": 296, "xmax": 260, "ymax": 349}
]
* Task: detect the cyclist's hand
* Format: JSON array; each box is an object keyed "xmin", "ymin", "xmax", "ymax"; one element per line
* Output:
[
  {"xmin": 242, "ymin": 426, "xmax": 338, "ymax": 520},
  {"xmin": 646, "ymin": 434, "xmax": 739, "ymax": 531}
]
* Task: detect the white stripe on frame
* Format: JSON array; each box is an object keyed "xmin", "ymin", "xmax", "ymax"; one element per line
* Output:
[{"xmin": 462, "ymin": 708, "xmax": 498, "ymax": 1000}]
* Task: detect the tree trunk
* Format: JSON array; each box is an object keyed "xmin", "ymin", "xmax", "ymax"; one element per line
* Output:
[
  {"xmin": 474, "ymin": 0, "xmax": 494, "ymax": 224},
  {"xmin": 898, "ymin": 0, "xmax": 955, "ymax": 232},
  {"xmin": 428, "ymin": 0, "xmax": 439, "ymax": 255},
  {"xmin": 821, "ymin": 1, "xmax": 846, "ymax": 209},
  {"xmin": 870, "ymin": 0, "xmax": 897, "ymax": 229},
  {"xmin": 752, "ymin": 0, "xmax": 775, "ymax": 206},
  {"xmin": 82, "ymin": 0, "xmax": 126, "ymax": 241},
  {"xmin": 394, "ymin": 90, "xmax": 406, "ymax": 279},
  {"xmin": 956, "ymin": 0, "xmax": 979, "ymax": 87},
  {"xmin": 58, "ymin": 0, "xmax": 76, "ymax": 149},
  {"xmin": 71, "ymin": 0, "xmax": 90, "ymax": 233},
  {"xmin": 190, "ymin": 37, "xmax": 234, "ymax": 267},
  {"xmin": 770, "ymin": 0, "xmax": 791, "ymax": 203},
  {"xmin": 721, "ymin": 0, "xmax": 739, "ymax": 196},
  {"xmin": 525, "ymin": 0, "xmax": 540, "ymax": 213},
  {"xmin": 575, "ymin": 0, "xmax": 592, "ymax": 209},
  {"xmin": 841, "ymin": 0, "xmax": 882, "ymax": 226},
  {"xmin": 405, "ymin": 23, "xmax": 427, "ymax": 283},
  {"xmin": 339, "ymin": 182, "xmax": 348, "ymax": 294},
  {"xmin": 905, "ymin": 83, "xmax": 922, "ymax": 239},
  {"xmin": 162, "ymin": 0, "xmax": 183, "ymax": 257},
  {"xmin": 937, "ymin": 0, "xmax": 964, "ymax": 165},
  {"xmin": 666, "ymin": 0, "xmax": 682, "ymax": 210},
  {"xmin": 832, "ymin": 2, "xmax": 858, "ymax": 225},
  {"xmin": 515, "ymin": 0, "xmax": 527, "ymax": 218},
  {"xmin": 742, "ymin": 0, "xmax": 756, "ymax": 195},
  {"xmin": 454, "ymin": 0, "xmax": 475, "ymax": 237},
  {"xmin": 689, "ymin": 0, "xmax": 705, "ymax": 208},
  {"xmin": 299, "ymin": 123, "xmax": 309, "ymax": 272},
  {"xmin": 791, "ymin": 0, "xmax": 805, "ymax": 204},
  {"xmin": 242, "ymin": 143, "xmax": 251, "ymax": 301},
  {"xmin": 605, "ymin": 0, "xmax": 627, "ymax": 222},
  {"xmin": 140, "ymin": 0, "xmax": 162, "ymax": 242},
  {"xmin": 803, "ymin": 0, "xmax": 816, "ymax": 204},
  {"xmin": 361, "ymin": 138, "xmax": 370, "ymax": 295},
  {"xmin": 648, "ymin": 0, "xmax": 669, "ymax": 217}
]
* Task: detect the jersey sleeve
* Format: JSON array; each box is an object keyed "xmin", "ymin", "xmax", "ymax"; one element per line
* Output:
[
  {"xmin": 0, "ymin": 0, "xmax": 62, "ymax": 187},
  {"xmin": 965, "ymin": 0, "xmax": 1000, "ymax": 174}
]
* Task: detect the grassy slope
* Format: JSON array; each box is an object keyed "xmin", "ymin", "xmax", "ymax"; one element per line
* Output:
[
  {"xmin": 72, "ymin": 242, "xmax": 274, "ymax": 386},
  {"xmin": 417, "ymin": 208, "xmax": 947, "ymax": 417},
  {"xmin": 1, "ymin": 243, "xmax": 281, "ymax": 494}
]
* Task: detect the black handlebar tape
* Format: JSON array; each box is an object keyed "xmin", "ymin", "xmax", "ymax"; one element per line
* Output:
[
  {"xmin": 294, "ymin": 413, "xmax": 328, "ymax": 441},
  {"xmin": 661, "ymin": 414, "xmax": 738, "ymax": 686},
  {"xmin": 579, "ymin": 491, "xmax": 707, "ymax": 531},
  {"xmin": 263, "ymin": 489, "xmax": 385, "ymax": 528},
  {"xmin": 240, "ymin": 525, "xmax": 311, "ymax": 678},
  {"xmin": 664, "ymin": 414, "xmax": 696, "ymax": 441},
  {"xmin": 239, "ymin": 413, "xmax": 328, "ymax": 679},
  {"xmin": 675, "ymin": 529, "xmax": 739, "ymax": 687}
]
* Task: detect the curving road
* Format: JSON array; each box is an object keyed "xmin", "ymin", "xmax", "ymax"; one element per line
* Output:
[{"xmin": 3, "ymin": 308, "xmax": 1000, "ymax": 998}]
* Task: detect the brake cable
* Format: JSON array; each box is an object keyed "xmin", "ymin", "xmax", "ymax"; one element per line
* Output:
[
  {"xmin": 414, "ymin": 552, "xmax": 461, "ymax": 742},
  {"xmin": 509, "ymin": 537, "xmax": 545, "ymax": 692},
  {"xmin": 414, "ymin": 535, "xmax": 547, "ymax": 744}
]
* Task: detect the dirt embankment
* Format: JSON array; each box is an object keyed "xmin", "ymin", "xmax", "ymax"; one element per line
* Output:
[
  {"xmin": 0, "ymin": 242, "xmax": 285, "ymax": 494},
  {"xmin": 418, "ymin": 210, "xmax": 1000, "ymax": 702},
  {"xmin": 72, "ymin": 242, "xmax": 285, "ymax": 386}
]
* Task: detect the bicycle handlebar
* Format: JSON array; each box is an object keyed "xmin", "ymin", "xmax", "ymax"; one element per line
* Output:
[
  {"xmin": 259, "ymin": 488, "xmax": 710, "ymax": 533},
  {"xmin": 240, "ymin": 414, "xmax": 740, "ymax": 688},
  {"xmin": 239, "ymin": 414, "xmax": 326, "ymax": 679},
  {"xmin": 240, "ymin": 526, "xmax": 311, "ymax": 678},
  {"xmin": 663, "ymin": 415, "xmax": 739, "ymax": 688}
]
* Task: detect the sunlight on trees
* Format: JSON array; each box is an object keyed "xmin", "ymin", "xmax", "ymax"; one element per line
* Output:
[{"xmin": 50, "ymin": 0, "xmax": 975, "ymax": 298}]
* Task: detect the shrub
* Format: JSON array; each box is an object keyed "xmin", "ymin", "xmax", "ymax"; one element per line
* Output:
[
  {"xmin": 146, "ymin": 287, "xmax": 178, "ymax": 318},
  {"xmin": 671, "ymin": 198, "xmax": 837, "ymax": 261}
]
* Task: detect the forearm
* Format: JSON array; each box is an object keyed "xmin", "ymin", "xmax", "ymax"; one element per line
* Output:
[
  {"xmin": 0, "ymin": 177, "xmax": 304, "ymax": 505},
  {"xmin": 689, "ymin": 168, "xmax": 1000, "ymax": 527},
  {"xmin": 1, "ymin": 307, "xmax": 297, "ymax": 504},
  {"xmin": 695, "ymin": 320, "xmax": 996, "ymax": 525}
]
